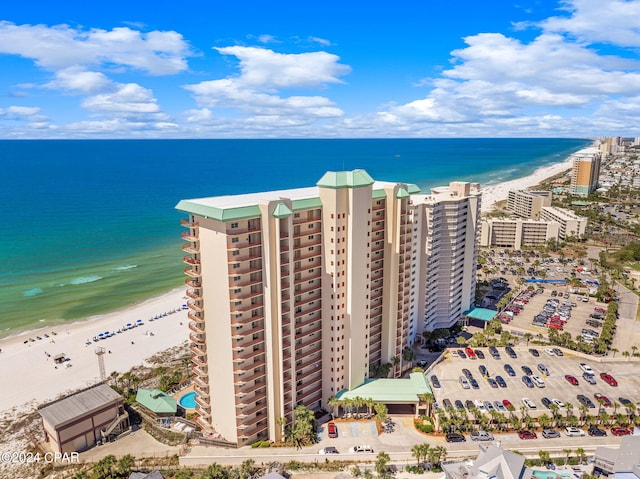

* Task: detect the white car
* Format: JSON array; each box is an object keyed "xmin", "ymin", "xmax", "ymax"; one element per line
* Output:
[
  {"xmin": 522, "ymin": 397, "xmax": 537, "ymax": 409},
  {"xmin": 565, "ymin": 427, "xmax": 585, "ymax": 437},
  {"xmin": 544, "ymin": 348, "xmax": 555, "ymax": 356},
  {"xmin": 319, "ymin": 447, "xmax": 339, "ymax": 455},
  {"xmin": 474, "ymin": 399, "xmax": 487, "ymax": 412},
  {"xmin": 579, "ymin": 363, "xmax": 594, "ymax": 374},
  {"xmin": 531, "ymin": 375, "xmax": 546, "ymax": 388},
  {"xmin": 552, "ymin": 398, "xmax": 565, "ymax": 408},
  {"xmin": 459, "ymin": 376, "xmax": 470, "ymax": 389},
  {"xmin": 349, "ymin": 445, "xmax": 374, "ymax": 453}
]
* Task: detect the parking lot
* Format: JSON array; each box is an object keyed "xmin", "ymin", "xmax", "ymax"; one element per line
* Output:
[
  {"xmin": 428, "ymin": 346, "xmax": 640, "ymax": 420},
  {"xmin": 500, "ymin": 286, "xmax": 606, "ymax": 342}
]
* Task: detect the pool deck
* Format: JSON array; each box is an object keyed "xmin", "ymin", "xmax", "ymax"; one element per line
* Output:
[{"xmin": 173, "ymin": 385, "xmax": 197, "ymax": 410}]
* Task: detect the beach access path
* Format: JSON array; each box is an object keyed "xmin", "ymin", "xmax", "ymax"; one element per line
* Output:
[{"xmin": 0, "ymin": 288, "xmax": 189, "ymax": 415}]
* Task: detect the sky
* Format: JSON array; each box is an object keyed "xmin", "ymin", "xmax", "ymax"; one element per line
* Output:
[{"xmin": 1, "ymin": 0, "xmax": 640, "ymax": 139}]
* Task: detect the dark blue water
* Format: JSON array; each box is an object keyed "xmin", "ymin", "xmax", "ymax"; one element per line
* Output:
[{"xmin": 0, "ymin": 138, "xmax": 591, "ymax": 335}]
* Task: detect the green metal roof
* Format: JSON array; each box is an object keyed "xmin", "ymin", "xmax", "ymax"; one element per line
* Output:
[
  {"xmin": 396, "ymin": 187, "xmax": 409, "ymax": 199},
  {"xmin": 175, "ymin": 200, "xmax": 261, "ymax": 222},
  {"xmin": 463, "ymin": 307, "xmax": 497, "ymax": 322},
  {"xmin": 407, "ymin": 184, "xmax": 421, "ymax": 194},
  {"xmin": 136, "ymin": 389, "xmax": 177, "ymax": 414},
  {"xmin": 336, "ymin": 373, "xmax": 432, "ymax": 403},
  {"xmin": 291, "ymin": 197, "xmax": 323, "ymax": 211},
  {"xmin": 272, "ymin": 202, "xmax": 292, "ymax": 219},
  {"xmin": 316, "ymin": 169, "xmax": 375, "ymax": 189}
]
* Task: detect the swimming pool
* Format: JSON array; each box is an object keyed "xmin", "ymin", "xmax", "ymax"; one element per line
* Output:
[{"xmin": 178, "ymin": 391, "xmax": 199, "ymax": 409}]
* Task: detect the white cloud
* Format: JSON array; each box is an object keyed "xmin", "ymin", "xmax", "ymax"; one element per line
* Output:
[
  {"xmin": 45, "ymin": 67, "xmax": 113, "ymax": 93},
  {"xmin": 213, "ymin": 46, "xmax": 350, "ymax": 88},
  {"xmin": 537, "ymin": 0, "xmax": 640, "ymax": 47},
  {"xmin": 184, "ymin": 46, "xmax": 349, "ymax": 124},
  {"xmin": 0, "ymin": 21, "xmax": 192, "ymax": 74},
  {"xmin": 82, "ymin": 83, "xmax": 162, "ymax": 116}
]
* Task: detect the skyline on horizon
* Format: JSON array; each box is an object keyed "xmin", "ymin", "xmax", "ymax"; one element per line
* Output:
[{"xmin": 1, "ymin": 0, "xmax": 640, "ymax": 139}]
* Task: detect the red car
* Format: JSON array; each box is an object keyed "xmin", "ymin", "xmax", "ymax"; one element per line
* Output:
[
  {"xmin": 502, "ymin": 399, "xmax": 514, "ymax": 410},
  {"xmin": 611, "ymin": 427, "xmax": 631, "ymax": 436},
  {"xmin": 465, "ymin": 348, "xmax": 477, "ymax": 359},
  {"xmin": 327, "ymin": 422, "xmax": 338, "ymax": 438},
  {"xmin": 600, "ymin": 373, "xmax": 618, "ymax": 386},
  {"xmin": 565, "ymin": 375, "xmax": 579, "ymax": 385},
  {"xmin": 594, "ymin": 393, "xmax": 612, "ymax": 407},
  {"xmin": 518, "ymin": 430, "xmax": 537, "ymax": 439}
]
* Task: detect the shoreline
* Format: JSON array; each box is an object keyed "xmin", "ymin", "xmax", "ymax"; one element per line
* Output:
[
  {"xmin": 480, "ymin": 156, "xmax": 574, "ymax": 212},
  {"xmin": 0, "ymin": 287, "xmax": 190, "ymax": 414}
]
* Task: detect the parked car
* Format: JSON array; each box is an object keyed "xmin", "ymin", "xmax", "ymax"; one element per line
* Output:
[
  {"xmin": 611, "ymin": 427, "xmax": 631, "ymax": 436},
  {"xmin": 470, "ymin": 431, "xmax": 494, "ymax": 441},
  {"xmin": 518, "ymin": 430, "xmax": 537, "ymax": 440},
  {"xmin": 445, "ymin": 433, "xmax": 466, "ymax": 443},
  {"xmin": 470, "ymin": 377, "xmax": 480, "ymax": 389},
  {"xmin": 488, "ymin": 377, "xmax": 498, "ymax": 388},
  {"xmin": 522, "ymin": 397, "xmax": 536, "ymax": 409},
  {"xmin": 455, "ymin": 400, "xmax": 465, "ymax": 410},
  {"xmin": 537, "ymin": 364, "xmax": 549, "ymax": 375},
  {"xmin": 522, "ymin": 375, "xmax": 534, "ymax": 388},
  {"xmin": 458, "ymin": 349, "xmax": 467, "ymax": 359},
  {"xmin": 319, "ymin": 447, "xmax": 339, "ymax": 454},
  {"xmin": 504, "ymin": 364, "xmax": 516, "ymax": 376},
  {"xmin": 552, "ymin": 348, "xmax": 563, "ymax": 356},
  {"xmin": 542, "ymin": 429, "xmax": 561, "ymax": 439},
  {"xmin": 583, "ymin": 373, "xmax": 596, "ymax": 385},
  {"xmin": 588, "ymin": 427, "xmax": 607, "ymax": 437},
  {"xmin": 577, "ymin": 394, "xmax": 596, "ymax": 408},
  {"xmin": 443, "ymin": 399, "xmax": 453, "ymax": 409},
  {"xmin": 529, "ymin": 348, "xmax": 540, "ymax": 357},
  {"xmin": 551, "ymin": 398, "xmax": 565, "ymax": 408},
  {"xmin": 495, "ymin": 375, "xmax": 507, "ymax": 388},
  {"xmin": 327, "ymin": 422, "xmax": 338, "ymax": 438},
  {"xmin": 544, "ymin": 348, "xmax": 555, "ymax": 356},
  {"xmin": 502, "ymin": 399, "xmax": 514, "ymax": 410},
  {"xmin": 494, "ymin": 401, "xmax": 507, "ymax": 412},
  {"xmin": 600, "ymin": 373, "xmax": 618, "ymax": 386},
  {"xmin": 505, "ymin": 346, "xmax": 517, "ymax": 358},
  {"xmin": 531, "ymin": 375, "xmax": 546, "ymax": 388},
  {"xmin": 541, "ymin": 397, "xmax": 552, "ymax": 408},
  {"xmin": 349, "ymin": 445, "xmax": 374, "ymax": 453},
  {"xmin": 580, "ymin": 363, "xmax": 595, "ymax": 374},
  {"xmin": 489, "ymin": 346, "xmax": 501, "ymax": 359},
  {"xmin": 565, "ymin": 375, "xmax": 579, "ymax": 386},
  {"xmin": 475, "ymin": 349, "xmax": 485, "ymax": 359},
  {"xmin": 479, "ymin": 365, "xmax": 489, "ymax": 377},
  {"xmin": 430, "ymin": 375, "xmax": 441, "ymax": 388},
  {"xmin": 522, "ymin": 365, "xmax": 533, "ymax": 376},
  {"xmin": 459, "ymin": 376, "xmax": 470, "ymax": 389},
  {"xmin": 565, "ymin": 426, "xmax": 585, "ymax": 437},
  {"xmin": 594, "ymin": 393, "xmax": 612, "ymax": 407},
  {"xmin": 619, "ymin": 397, "xmax": 634, "ymax": 408}
]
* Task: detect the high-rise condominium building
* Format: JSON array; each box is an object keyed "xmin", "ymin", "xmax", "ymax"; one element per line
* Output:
[
  {"xmin": 175, "ymin": 171, "xmax": 480, "ymax": 446},
  {"xmin": 570, "ymin": 148, "xmax": 602, "ymax": 197}
]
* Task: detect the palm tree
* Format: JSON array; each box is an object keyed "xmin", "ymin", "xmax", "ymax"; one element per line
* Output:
[
  {"xmin": 327, "ymin": 395, "xmax": 341, "ymax": 419},
  {"xmin": 549, "ymin": 403, "xmax": 560, "ymax": 427},
  {"xmin": 523, "ymin": 333, "xmax": 533, "ymax": 346},
  {"xmin": 375, "ymin": 451, "xmax": 391, "ymax": 476},
  {"xmin": 576, "ymin": 448, "xmax": 586, "ymax": 465},
  {"xmin": 539, "ymin": 450, "xmax": 551, "ymax": 466},
  {"xmin": 563, "ymin": 449, "xmax": 572, "ymax": 466},
  {"xmin": 411, "ymin": 443, "xmax": 429, "ymax": 466},
  {"xmin": 565, "ymin": 402, "xmax": 574, "ymax": 422},
  {"xmin": 578, "ymin": 404, "xmax": 589, "ymax": 425},
  {"xmin": 420, "ymin": 393, "xmax": 435, "ymax": 417},
  {"xmin": 622, "ymin": 351, "xmax": 631, "ymax": 361}
]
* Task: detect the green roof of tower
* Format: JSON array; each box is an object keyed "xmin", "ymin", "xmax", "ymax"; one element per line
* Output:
[
  {"xmin": 396, "ymin": 187, "xmax": 410, "ymax": 199},
  {"xmin": 316, "ymin": 169, "xmax": 375, "ymax": 189},
  {"xmin": 272, "ymin": 202, "xmax": 293, "ymax": 218}
]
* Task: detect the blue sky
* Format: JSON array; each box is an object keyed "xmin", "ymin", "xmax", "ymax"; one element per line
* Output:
[{"xmin": 1, "ymin": 0, "xmax": 640, "ymax": 138}]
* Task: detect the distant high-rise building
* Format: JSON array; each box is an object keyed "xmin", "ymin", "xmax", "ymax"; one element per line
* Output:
[
  {"xmin": 506, "ymin": 190, "xmax": 552, "ymax": 219},
  {"xmin": 570, "ymin": 148, "xmax": 601, "ymax": 197},
  {"xmin": 176, "ymin": 171, "xmax": 480, "ymax": 445}
]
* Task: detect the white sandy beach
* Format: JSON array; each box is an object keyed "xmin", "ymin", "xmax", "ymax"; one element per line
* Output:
[
  {"xmin": 0, "ymin": 288, "xmax": 189, "ymax": 415},
  {"xmin": 0, "ymin": 157, "xmax": 575, "ymax": 417},
  {"xmin": 480, "ymin": 157, "xmax": 573, "ymax": 212}
]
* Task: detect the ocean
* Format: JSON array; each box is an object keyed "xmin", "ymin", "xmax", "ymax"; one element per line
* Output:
[{"xmin": 0, "ymin": 138, "xmax": 591, "ymax": 338}]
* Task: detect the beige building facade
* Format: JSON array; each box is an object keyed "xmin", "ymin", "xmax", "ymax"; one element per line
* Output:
[
  {"xmin": 539, "ymin": 206, "xmax": 587, "ymax": 239},
  {"xmin": 176, "ymin": 171, "xmax": 480, "ymax": 445},
  {"xmin": 506, "ymin": 190, "xmax": 552, "ymax": 219},
  {"xmin": 480, "ymin": 218, "xmax": 560, "ymax": 250}
]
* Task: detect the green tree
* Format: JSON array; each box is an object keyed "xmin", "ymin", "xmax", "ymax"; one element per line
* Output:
[
  {"xmin": 327, "ymin": 396, "xmax": 341, "ymax": 419},
  {"xmin": 92, "ymin": 455, "xmax": 117, "ymax": 479},
  {"xmin": 375, "ymin": 451, "xmax": 391, "ymax": 476},
  {"xmin": 202, "ymin": 463, "xmax": 229, "ymax": 479},
  {"xmin": 116, "ymin": 455, "xmax": 135, "ymax": 477}
]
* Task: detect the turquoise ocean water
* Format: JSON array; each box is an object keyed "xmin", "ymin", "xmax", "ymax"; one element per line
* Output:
[{"xmin": 0, "ymin": 138, "xmax": 591, "ymax": 338}]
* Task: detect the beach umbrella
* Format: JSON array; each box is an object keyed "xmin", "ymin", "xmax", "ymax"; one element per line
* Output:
[
  {"xmin": 126, "ymin": 323, "xmax": 132, "ymax": 328},
  {"xmin": 98, "ymin": 333, "xmax": 104, "ymax": 337}
]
